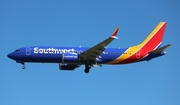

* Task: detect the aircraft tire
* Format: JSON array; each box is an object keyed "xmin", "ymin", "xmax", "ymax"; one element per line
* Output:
[
  {"xmin": 84, "ymin": 68, "xmax": 89, "ymax": 73},
  {"xmin": 22, "ymin": 65, "xmax": 26, "ymax": 69}
]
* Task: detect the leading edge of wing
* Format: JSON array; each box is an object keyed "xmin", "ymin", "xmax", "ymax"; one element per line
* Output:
[{"xmin": 78, "ymin": 26, "xmax": 120, "ymax": 61}]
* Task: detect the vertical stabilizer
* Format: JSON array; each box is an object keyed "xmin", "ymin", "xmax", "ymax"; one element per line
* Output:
[{"xmin": 140, "ymin": 22, "xmax": 166, "ymax": 51}]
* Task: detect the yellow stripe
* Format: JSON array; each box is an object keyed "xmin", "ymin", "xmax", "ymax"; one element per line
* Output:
[
  {"xmin": 108, "ymin": 22, "xmax": 165, "ymax": 64},
  {"xmin": 141, "ymin": 22, "xmax": 165, "ymax": 46},
  {"xmin": 108, "ymin": 45, "xmax": 140, "ymax": 64}
]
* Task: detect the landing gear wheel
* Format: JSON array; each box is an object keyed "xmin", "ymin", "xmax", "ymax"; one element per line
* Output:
[
  {"xmin": 84, "ymin": 62, "xmax": 91, "ymax": 73},
  {"xmin": 84, "ymin": 68, "xmax": 90, "ymax": 73},
  {"xmin": 22, "ymin": 65, "xmax": 26, "ymax": 69}
]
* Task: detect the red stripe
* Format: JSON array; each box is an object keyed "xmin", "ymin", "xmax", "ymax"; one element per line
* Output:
[
  {"xmin": 116, "ymin": 23, "xmax": 166, "ymax": 64},
  {"xmin": 141, "ymin": 23, "xmax": 166, "ymax": 52}
]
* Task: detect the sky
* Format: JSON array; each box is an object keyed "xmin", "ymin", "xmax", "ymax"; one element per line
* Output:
[{"xmin": 1, "ymin": 0, "xmax": 180, "ymax": 105}]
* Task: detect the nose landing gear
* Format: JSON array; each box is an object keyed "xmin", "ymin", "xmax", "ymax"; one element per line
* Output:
[
  {"xmin": 16, "ymin": 61, "xmax": 26, "ymax": 70},
  {"xmin": 22, "ymin": 65, "xmax": 26, "ymax": 69},
  {"xmin": 21, "ymin": 62, "xmax": 26, "ymax": 70}
]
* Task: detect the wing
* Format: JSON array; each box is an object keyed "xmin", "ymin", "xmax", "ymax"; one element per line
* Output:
[{"xmin": 78, "ymin": 27, "xmax": 119, "ymax": 61}]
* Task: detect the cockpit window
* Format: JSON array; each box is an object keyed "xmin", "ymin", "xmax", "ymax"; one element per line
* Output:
[{"xmin": 15, "ymin": 49, "xmax": 20, "ymax": 52}]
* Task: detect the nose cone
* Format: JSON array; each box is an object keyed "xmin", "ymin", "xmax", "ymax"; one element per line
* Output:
[{"xmin": 7, "ymin": 53, "xmax": 13, "ymax": 59}]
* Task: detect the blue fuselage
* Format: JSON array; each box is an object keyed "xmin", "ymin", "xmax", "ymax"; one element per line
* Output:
[{"xmin": 7, "ymin": 46, "xmax": 165, "ymax": 65}]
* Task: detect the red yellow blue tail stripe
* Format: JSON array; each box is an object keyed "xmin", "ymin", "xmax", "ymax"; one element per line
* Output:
[{"xmin": 107, "ymin": 22, "xmax": 166, "ymax": 64}]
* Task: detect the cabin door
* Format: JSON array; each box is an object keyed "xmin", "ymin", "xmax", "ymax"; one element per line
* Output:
[
  {"xmin": 136, "ymin": 51, "xmax": 140, "ymax": 59},
  {"xmin": 26, "ymin": 47, "xmax": 31, "ymax": 55}
]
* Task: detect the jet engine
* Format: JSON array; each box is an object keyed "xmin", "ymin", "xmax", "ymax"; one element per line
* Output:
[
  {"xmin": 62, "ymin": 54, "xmax": 78, "ymax": 63},
  {"xmin": 59, "ymin": 63, "xmax": 79, "ymax": 70}
]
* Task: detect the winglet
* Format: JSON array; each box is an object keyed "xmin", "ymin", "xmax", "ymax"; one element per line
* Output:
[{"xmin": 111, "ymin": 27, "xmax": 120, "ymax": 39}]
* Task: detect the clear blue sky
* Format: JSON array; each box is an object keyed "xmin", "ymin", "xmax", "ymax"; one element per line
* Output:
[{"xmin": 1, "ymin": 0, "xmax": 179, "ymax": 105}]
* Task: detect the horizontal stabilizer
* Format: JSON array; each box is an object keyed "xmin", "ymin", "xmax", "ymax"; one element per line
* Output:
[{"xmin": 149, "ymin": 44, "xmax": 171, "ymax": 54}]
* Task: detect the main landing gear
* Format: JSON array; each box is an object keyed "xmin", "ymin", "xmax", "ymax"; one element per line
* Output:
[{"xmin": 84, "ymin": 64, "xmax": 91, "ymax": 73}]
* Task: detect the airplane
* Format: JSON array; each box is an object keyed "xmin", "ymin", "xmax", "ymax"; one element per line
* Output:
[{"xmin": 7, "ymin": 22, "xmax": 171, "ymax": 73}]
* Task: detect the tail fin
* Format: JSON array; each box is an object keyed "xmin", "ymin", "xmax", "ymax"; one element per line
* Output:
[{"xmin": 140, "ymin": 22, "xmax": 166, "ymax": 51}]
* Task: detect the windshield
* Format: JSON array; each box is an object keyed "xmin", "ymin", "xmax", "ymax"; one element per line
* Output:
[{"xmin": 15, "ymin": 49, "xmax": 20, "ymax": 52}]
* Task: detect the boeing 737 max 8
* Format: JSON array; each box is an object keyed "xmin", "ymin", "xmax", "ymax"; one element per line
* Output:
[{"xmin": 7, "ymin": 22, "xmax": 171, "ymax": 73}]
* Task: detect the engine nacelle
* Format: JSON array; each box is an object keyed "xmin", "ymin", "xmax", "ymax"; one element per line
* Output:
[
  {"xmin": 59, "ymin": 63, "xmax": 78, "ymax": 70},
  {"xmin": 63, "ymin": 54, "xmax": 78, "ymax": 63}
]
